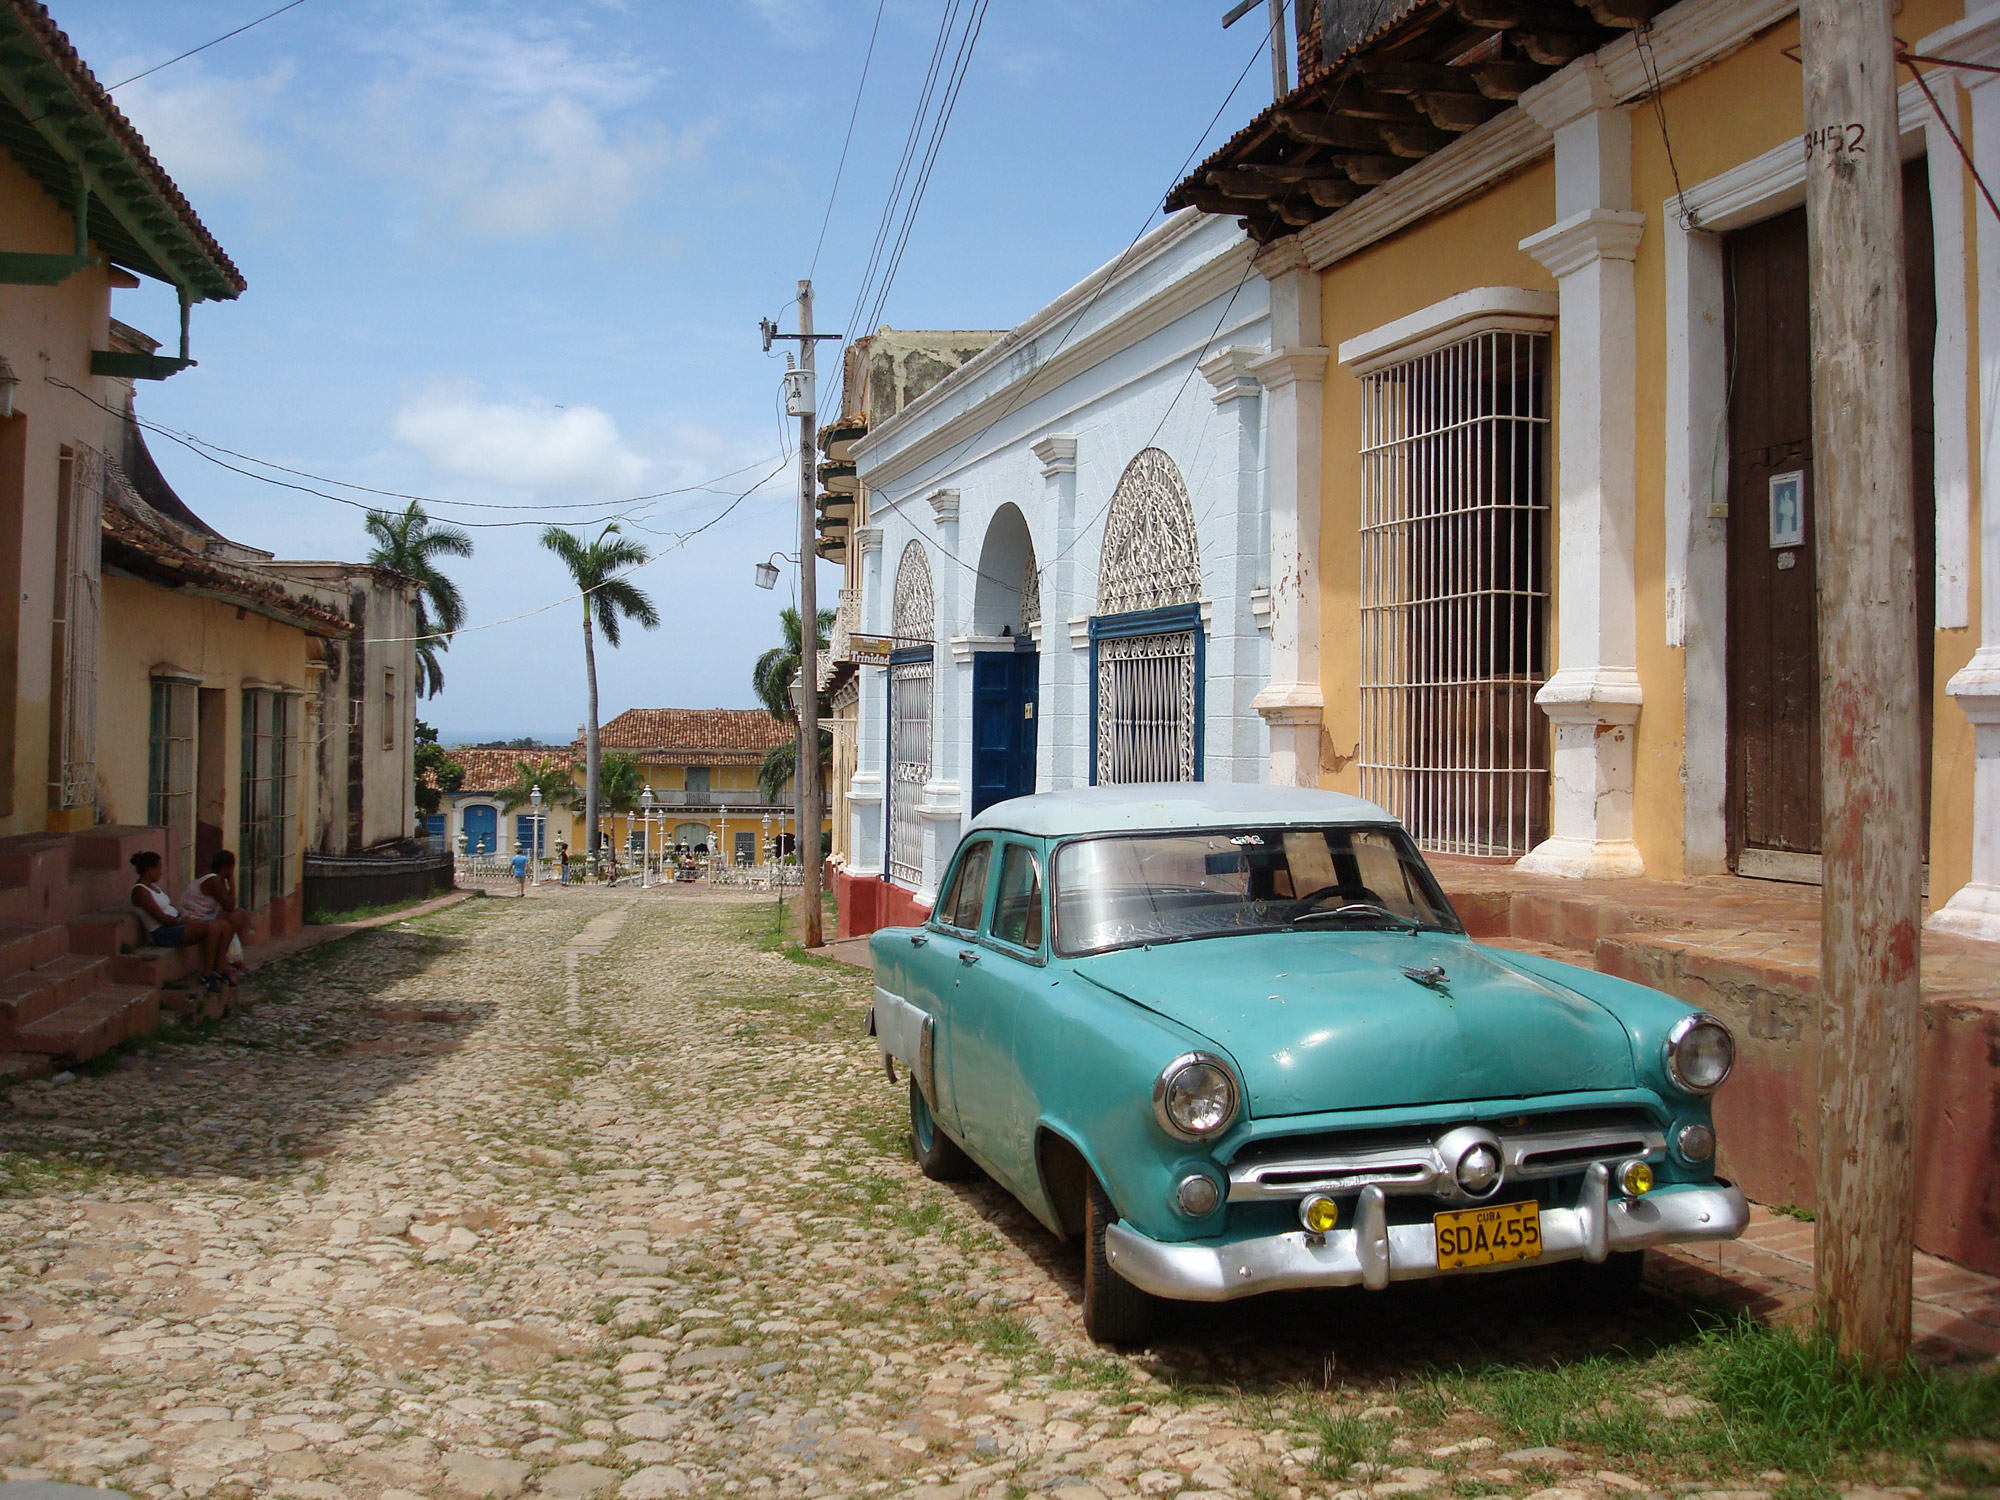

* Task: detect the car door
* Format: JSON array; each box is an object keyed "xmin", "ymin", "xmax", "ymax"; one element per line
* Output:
[
  {"xmin": 950, "ymin": 839, "xmax": 1049, "ymax": 1193},
  {"xmin": 927, "ymin": 837, "xmax": 996, "ymax": 1149}
]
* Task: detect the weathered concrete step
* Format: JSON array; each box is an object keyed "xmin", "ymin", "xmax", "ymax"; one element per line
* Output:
[
  {"xmin": 0, "ymin": 924, "xmax": 68, "ymax": 986},
  {"xmin": 0, "ymin": 954, "xmax": 112, "ymax": 1039},
  {"xmin": 157, "ymin": 981, "xmax": 230, "ymax": 1022},
  {"xmin": 111, "ymin": 942, "xmax": 204, "ymax": 988},
  {"xmin": 67, "ymin": 904, "xmax": 138, "ymax": 958},
  {"xmin": 12, "ymin": 984, "xmax": 158, "ymax": 1061}
]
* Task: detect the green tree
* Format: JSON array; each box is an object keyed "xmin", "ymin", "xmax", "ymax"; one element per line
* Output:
[
  {"xmin": 752, "ymin": 607, "xmax": 836, "ymax": 806},
  {"xmin": 412, "ymin": 720, "xmax": 464, "ymax": 817},
  {"xmin": 539, "ymin": 522, "xmax": 660, "ymax": 859},
  {"xmin": 592, "ymin": 751, "xmax": 647, "ymax": 814},
  {"xmin": 363, "ymin": 502, "xmax": 474, "ymax": 697},
  {"xmin": 752, "ymin": 606, "xmax": 837, "ymax": 721},
  {"xmin": 496, "ymin": 758, "xmax": 577, "ymax": 813}
]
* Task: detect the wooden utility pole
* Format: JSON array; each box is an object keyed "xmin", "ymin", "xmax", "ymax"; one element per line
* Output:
[
  {"xmin": 1800, "ymin": 0, "xmax": 1923, "ymax": 1367},
  {"xmin": 1222, "ymin": 0, "xmax": 1289, "ymax": 104},
  {"xmin": 796, "ymin": 279, "xmax": 825, "ymax": 950}
]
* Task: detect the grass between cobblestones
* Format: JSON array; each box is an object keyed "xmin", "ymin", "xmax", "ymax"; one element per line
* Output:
[{"xmin": 0, "ymin": 889, "xmax": 1989, "ymax": 1500}]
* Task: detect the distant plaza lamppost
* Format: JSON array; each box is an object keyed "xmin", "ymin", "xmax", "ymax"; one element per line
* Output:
[
  {"xmin": 530, "ymin": 784, "xmax": 543, "ymax": 887},
  {"xmin": 640, "ymin": 785, "xmax": 655, "ymax": 888}
]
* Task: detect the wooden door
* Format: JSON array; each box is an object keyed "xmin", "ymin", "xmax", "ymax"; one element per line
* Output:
[{"xmin": 1724, "ymin": 160, "xmax": 1935, "ymax": 878}]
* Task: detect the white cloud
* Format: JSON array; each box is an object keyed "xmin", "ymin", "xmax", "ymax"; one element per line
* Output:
[
  {"xmin": 391, "ymin": 379, "xmax": 649, "ymax": 494},
  {"xmin": 115, "ymin": 64, "xmax": 294, "ymax": 194}
]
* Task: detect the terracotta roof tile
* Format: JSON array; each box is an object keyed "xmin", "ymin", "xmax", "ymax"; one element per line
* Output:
[
  {"xmin": 591, "ymin": 708, "xmax": 793, "ymax": 757},
  {"xmin": 443, "ymin": 749, "xmax": 569, "ymax": 793}
]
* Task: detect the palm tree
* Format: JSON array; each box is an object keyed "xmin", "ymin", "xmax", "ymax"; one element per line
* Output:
[
  {"xmin": 540, "ymin": 522, "xmax": 660, "ymax": 862},
  {"xmin": 752, "ymin": 606, "xmax": 836, "ymax": 722},
  {"xmin": 363, "ymin": 502, "xmax": 474, "ymax": 697},
  {"xmin": 752, "ymin": 606, "xmax": 836, "ymax": 809},
  {"xmin": 496, "ymin": 758, "xmax": 577, "ymax": 814}
]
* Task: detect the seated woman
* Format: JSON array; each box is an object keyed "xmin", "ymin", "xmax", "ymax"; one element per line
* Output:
[
  {"xmin": 130, "ymin": 851, "xmax": 228, "ymax": 990},
  {"xmin": 177, "ymin": 850, "xmax": 253, "ymax": 978}
]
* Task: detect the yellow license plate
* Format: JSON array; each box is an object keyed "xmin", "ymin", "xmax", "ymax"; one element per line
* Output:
[{"xmin": 1433, "ymin": 1200, "xmax": 1542, "ymax": 1270}]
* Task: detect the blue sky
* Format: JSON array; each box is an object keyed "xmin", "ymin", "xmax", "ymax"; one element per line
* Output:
[{"xmin": 60, "ymin": 0, "xmax": 1270, "ymax": 744}]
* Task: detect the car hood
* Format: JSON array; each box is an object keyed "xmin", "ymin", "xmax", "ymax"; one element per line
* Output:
[{"xmin": 1067, "ymin": 931, "xmax": 1635, "ymax": 1117}]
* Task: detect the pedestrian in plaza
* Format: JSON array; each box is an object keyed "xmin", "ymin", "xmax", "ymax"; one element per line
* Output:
[
  {"xmin": 558, "ymin": 842, "xmax": 570, "ymax": 885},
  {"xmin": 511, "ymin": 846, "xmax": 529, "ymax": 897},
  {"xmin": 177, "ymin": 849, "xmax": 253, "ymax": 979},
  {"xmin": 129, "ymin": 851, "xmax": 229, "ymax": 991}
]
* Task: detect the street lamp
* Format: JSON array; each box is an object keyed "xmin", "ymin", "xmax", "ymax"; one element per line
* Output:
[
  {"xmin": 530, "ymin": 785, "xmax": 543, "ymax": 887},
  {"xmin": 641, "ymin": 785, "xmax": 655, "ymax": 887},
  {"xmin": 753, "ymin": 550, "xmax": 798, "ymax": 591}
]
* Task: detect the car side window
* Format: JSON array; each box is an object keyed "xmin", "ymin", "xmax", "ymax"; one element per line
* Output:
[
  {"xmin": 935, "ymin": 839, "xmax": 993, "ymax": 932},
  {"xmin": 989, "ymin": 843, "xmax": 1044, "ymax": 952}
]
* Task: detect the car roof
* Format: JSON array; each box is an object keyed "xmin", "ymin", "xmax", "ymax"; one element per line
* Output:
[{"xmin": 963, "ymin": 783, "xmax": 1401, "ymax": 839}]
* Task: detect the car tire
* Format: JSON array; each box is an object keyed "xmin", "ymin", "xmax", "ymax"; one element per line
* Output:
[
  {"xmin": 1556, "ymin": 1249, "xmax": 1647, "ymax": 1305},
  {"xmin": 910, "ymin": 1080, "xmax": 973, "ymax": 1182},
  {"xmin": 1082, "ymin": 1174, "xmax": 1160, "ymax": 1347}
]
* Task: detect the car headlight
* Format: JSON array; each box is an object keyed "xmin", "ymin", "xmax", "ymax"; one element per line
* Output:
[
  {"xmin": 1664, "ymin": 1013, "xmax": 1735, "ymax": 1095},
  {"xmin": 1153, "ymin": 1052, "xmax": 1239, "ymax": 1141}
]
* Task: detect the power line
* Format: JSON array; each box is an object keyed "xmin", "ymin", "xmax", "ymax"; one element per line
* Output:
[
  {"xmin": 809, "ymin": 0, "xmax": 888, "ymax": 280},
  {"xmin": 45, "ymin": 376, "xmax": 783, "ymax": 520},
  {"xmin": 105, "ymin": 0, "xmax": 312, "ymax": 92}
]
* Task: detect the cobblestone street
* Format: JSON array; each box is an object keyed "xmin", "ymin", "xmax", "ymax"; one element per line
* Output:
[{"xmin": 0, "ymin": 890, "xmax": 1987, "ymax": 1500}]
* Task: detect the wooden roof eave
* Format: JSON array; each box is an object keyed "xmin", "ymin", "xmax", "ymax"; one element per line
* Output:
[{"xmin": 1168, "ymin": 0, "xmax": 1673, "ymax": 241}]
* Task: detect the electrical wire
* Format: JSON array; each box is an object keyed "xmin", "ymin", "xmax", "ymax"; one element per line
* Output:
[
  {"xmin": 105, "ymin": 0, "xmax": 312, "ymax": 91},
  {"xmin": 809, "ymin": 0, "xmax": 889, "ymax": 280},
  {"xmin": 45, "ymin": 376, "xmax": 780, "ymax": 520}
]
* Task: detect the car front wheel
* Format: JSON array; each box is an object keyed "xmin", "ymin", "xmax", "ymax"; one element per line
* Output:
[
  {"xmin": 1083, "ymin": 1175, "xmax": 1159, "ymax": 1347},
  {"xmin": 910, "ymin": 1080, "xmax": 973, "ymax": 1182}
]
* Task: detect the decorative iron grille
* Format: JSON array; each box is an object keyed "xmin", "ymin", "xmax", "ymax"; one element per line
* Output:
[
  {"xmin": 1358, "ymin": 329, "xmax": 1550, "ymax": 857},
  {"xmin": 1020, "ymin": 538, "xmax": 1041, "ymax": 629},
  {"xmin": 888, "ymin": 540, "xmax": 935, "ymax": 888},
  {"xmin": 889, "ymin": 656, "xmax": 931, "ymax": 887},
  {"xmin": 147, "ymin": 678, "xmax": 197, "ymax": 892},
  {"xmin": 50, "ymin": 446, "xmax": 102, "ymax": 811},
  {"xmin": 1096, "ymin": 629, "xmax": 1198, "ymax": 783},
  {"xmin": 1092, "ymin": 450, "xmax": 1203, "ymax": 784}
]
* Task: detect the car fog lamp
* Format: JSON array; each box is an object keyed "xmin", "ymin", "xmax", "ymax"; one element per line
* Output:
[
  {"xmin": 1618, "ymin": 1159, "xmax": 1655, "ymax": 1197},
  {"xmin": 1299, "ymin": 1195, "xmax": 1340, "ymax": 1234},
  {"xmin": 1676, "ymin": 1123, "xmax": 1716, "ymax": 1164},
  {"xmin": 1455, "ymin": 1142, "xmax": 1503, "ymax": 1197},
  {"xmin": 1174, "ymin": 1173, "xmax": 1221, "ymax": 1218},
  {"xmin": 1665, "ymin": 1014, "xmax": 1735, "ymax": 1095},
  {"xmin": 1155, "ymin": 1054, "xmax": 1239, "ymax": 1141}
]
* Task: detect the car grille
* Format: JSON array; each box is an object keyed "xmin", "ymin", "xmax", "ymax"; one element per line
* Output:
[{"xmin": 1226, "ymin": 1107, "xmax": 1663, "ymax": 1206}]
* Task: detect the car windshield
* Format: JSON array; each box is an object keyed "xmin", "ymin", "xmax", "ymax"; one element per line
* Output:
[{"xmin": 1052, "ymin": 824, "xmax": 1460, "ymax": 957}]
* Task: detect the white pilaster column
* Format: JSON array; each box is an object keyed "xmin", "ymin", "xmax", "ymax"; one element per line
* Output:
[
  {"xmin": 1201, "ymin": 348, "xmax": 1270, "ymax": 783},
  {"xmin": 1928, "ymin": 3, "xmax": 2000, "ymax": 939},
  {"xmin": 1248, "ymin": 239, "xmax": 1329, "ymax": 787},
  {"xmin": 1032, "ymin": 435, "xmax": 1080, "ymax": 788},
  {"xmin": 920, "ymin": 489, "xmax": 962, "ymax": 906},
  {"xmin": 849, "ymin": 525, "xmax": 885, "ymax": 873},
  {"xmin": 1516, "ymin": 58, "xmax": 1647, "ymax": 878}
]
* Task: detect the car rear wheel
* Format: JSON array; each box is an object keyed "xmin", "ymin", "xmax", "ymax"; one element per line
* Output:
[
  {"xmin": 910, "ymin": 1080, "xmax": 973, "ymax": 1182},
  {"xmin": 1083, "ymin": 1174, "xmax": 1160, "ymax": 1347}
]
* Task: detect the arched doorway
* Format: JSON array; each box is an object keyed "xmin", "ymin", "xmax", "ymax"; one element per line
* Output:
[
  {"xmin": 887, "ymin": 542, "xmax": 935, "ymax": 887},
  {"xmin": 969, "ymin": 504, "xmax": 1041, "ymax": 815},
  {"xmin": 1091, "ymin": 449, "xmax": 1203, "ymax": 784}
]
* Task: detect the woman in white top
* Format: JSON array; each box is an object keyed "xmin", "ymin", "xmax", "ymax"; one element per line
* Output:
[
  {"xmin": 130, "ymin": 851, "xmax": 228, "ymax": 990},
  {"xmin": 178, "ymin": 850, "xmax": 253, "ymax": 975}
]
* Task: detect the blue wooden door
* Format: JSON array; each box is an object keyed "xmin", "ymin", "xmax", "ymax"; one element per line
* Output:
[
  {"xmin": 462, "ymin": 804, "xmax": 497, "ymax": 854},
  {"xmin": 970, "ymin": 650, "xmax": 1039, "ymax": 816}
]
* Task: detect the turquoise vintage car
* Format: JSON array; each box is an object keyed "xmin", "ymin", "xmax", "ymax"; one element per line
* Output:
[{"xmin": 868, "ymin": 784, "xmax": 1748, "ymax": 1344}]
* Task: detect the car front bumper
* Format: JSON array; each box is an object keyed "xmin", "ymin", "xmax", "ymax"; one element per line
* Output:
[{"xmin": 1102, "ymin": 1167, "xmax": 1748, "ymax": 1302}]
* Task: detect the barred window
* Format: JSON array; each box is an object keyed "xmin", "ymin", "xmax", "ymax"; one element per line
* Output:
[
  {"xmin": 888, "ymin": 541, "xmax": 935, "ymax": 889},
  {"xmin": 1092, "ymin": 449, "xmax": 1202, "ymax": 784},
  {"xmin": 1358, "ymin": 329, "xmax": 1551, "ymax": 856},
  {"xmin": 239, "ymin": 690, "xmax": 295, "ymax": 912},
  {"xmin": 147, "ymin": 677, "xmax": 196, "ymax": 892}
]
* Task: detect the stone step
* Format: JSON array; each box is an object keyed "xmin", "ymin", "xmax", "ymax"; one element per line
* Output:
[
  {"xmin": 0, "ymin": 924, "xmax": 69, "ymax": 985},
  {"xmin": 111, "ymin": 943, "xmax": 205, "ymax": 987},
  {"xmin": 67, "ymin": 904, "xmax": 138, "ymax": 957},
  {"xmin": 12, "ymin": 983, "xmax": 158, "ymax": 1062},
  {"xmin": 157, "ymin": 980, "xmax": 230, "ymax": 1022},
  {"xmin": 0, "ymin": 954, "xmax": 112, "ymax": 1041}
]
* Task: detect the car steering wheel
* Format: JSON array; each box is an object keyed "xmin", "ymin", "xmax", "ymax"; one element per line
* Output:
[{"xmin": 1286, "ymin": 887, "xmax": 1408, "ymax": 927}]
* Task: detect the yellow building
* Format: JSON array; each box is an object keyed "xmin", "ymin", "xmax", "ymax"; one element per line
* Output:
[{"xmin": 1174, "ymin": 0, "xmax": 1995, "ymax": 920}]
